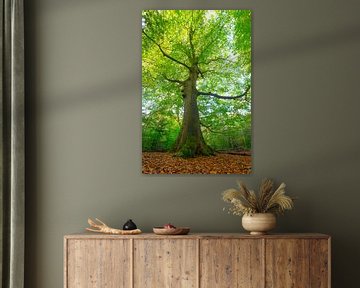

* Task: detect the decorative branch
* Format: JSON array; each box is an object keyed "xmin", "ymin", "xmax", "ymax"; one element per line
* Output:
[
  {"xmin": 198, "ymin": 86, "xmax": 251, "ymax": 100},
  {"xmin": 142, "ymin": 29, "xmax": 190, "ymax": 70},
  {"xmin": 86, "ymin": 218, "xmax": 142, "ymax": 235}
]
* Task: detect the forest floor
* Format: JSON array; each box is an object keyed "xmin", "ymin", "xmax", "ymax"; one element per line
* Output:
[{"xmin": 142, "ymin": 152, "xmax": 252, "ymax": 174}]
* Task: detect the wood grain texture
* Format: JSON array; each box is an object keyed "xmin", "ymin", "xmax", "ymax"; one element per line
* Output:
[
  {"xmin": 133, "ymin": 239, "xmax": 197, "ymax": 288},
  {"xmin": 65, "ymin": 233, "xmax": 330, "ymax": 240},
  {"xmin": 310, "ymin": 239, "xmax": 330, "ymax": 288},
  {"xmin": 200, "ymin": 239, "xmax": 264, "ymax": 288},
  {"xmin": 64, "ymin": 234, "xmax": 330, "ymax": 288},
  {"xmin": 66, "ymin": 239, "xmax": 131, "ymax": 288},
  {"xmin": 265, "ymin": 239, "xmax": 310, "ymax": 288},
  {"xmin": 64, "ymin": 239, "xmax": 68, "ymax": 288}
]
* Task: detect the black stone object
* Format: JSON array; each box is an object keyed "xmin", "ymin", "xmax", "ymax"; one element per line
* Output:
[{"xmin": 123, "ymin": 219, "xmax": 137, "ymax": 230}]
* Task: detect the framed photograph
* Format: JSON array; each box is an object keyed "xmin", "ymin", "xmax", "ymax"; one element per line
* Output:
[{"xmin": 142, "ymin": 10, "xmax": 252, "ymax": 174}]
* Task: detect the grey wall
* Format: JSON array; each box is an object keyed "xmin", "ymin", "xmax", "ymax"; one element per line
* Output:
[{"xmin": 25, "ymin": 0, "xmax": 360, "ymax": 287}]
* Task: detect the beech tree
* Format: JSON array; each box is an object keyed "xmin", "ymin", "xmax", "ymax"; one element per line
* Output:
[{"xmin": 142, "ymin": 10, "xmax": 251, "ymax": 157}]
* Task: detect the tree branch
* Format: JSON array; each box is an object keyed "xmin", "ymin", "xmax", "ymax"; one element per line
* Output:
[
  {"xmin": 199, "ymin": 69, "xmax": 219, "ymax": 76},
  {"xmin": 189, "ymin": 27, "xmax": 196, "ymax": 61},
  {"xmin": 199, "ymin": 57, "xmax": 227, "ymax": 65},
  {"xmin": 200, "ymin": 121, "xmax": 222, "ymax": 134},
  {"xmin": 163, "ymin": 74, "xmax": 184, "ymax": 84},
  {"xmin": 198, "ymin": 86, "xmax": 251, "ymax": 100},
  {"xmin": 142, "ymin": 29, "xmax": 190, "ymax": 70},
  {"xmin": 198, "ymin": 20, "xmax": 227, "ymax": 60},
  {"xmin": 197, "ymin": 67, "xmax": 204, "ymax": 78}
]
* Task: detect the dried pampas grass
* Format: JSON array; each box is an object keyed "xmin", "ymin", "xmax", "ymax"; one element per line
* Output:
[{"xmin": 222, "ymin": 179, "xmax": 295, "ymax": 216}]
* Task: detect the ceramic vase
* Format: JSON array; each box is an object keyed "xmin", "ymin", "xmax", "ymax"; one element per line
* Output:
[{"xmin": 242, "ymin": 213, "xmax": 276, "ymax": 235}]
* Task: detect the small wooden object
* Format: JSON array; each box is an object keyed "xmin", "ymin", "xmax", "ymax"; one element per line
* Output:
[
  {"xmin": 153, "ymin": 227, "xmax": 190, "ymax": 235},
  {"xmin": 86, "ymin": 218, "xmax": 141, "ymax": 235}
]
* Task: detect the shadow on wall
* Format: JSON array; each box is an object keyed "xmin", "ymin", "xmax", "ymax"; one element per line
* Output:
[
  {"xmin": 43, "ymin": 74, "xmax": 139, "ymax": 112},
  {"xmin": 40, "ymin": 23, "xmax": 360, "ymax": 112},
  {"xmin": 256, "ymin": 23, "xmax": 360, "ymax": 63}
]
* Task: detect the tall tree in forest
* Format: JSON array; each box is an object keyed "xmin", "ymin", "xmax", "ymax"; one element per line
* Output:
[{"xmin": 142, "ymin": 10, "xmax": 251, "ymax": 157}]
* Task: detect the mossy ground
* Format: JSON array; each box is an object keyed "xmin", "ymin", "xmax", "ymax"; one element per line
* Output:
[{"xmin": 174, "ymin": 137, "xmax": 215, "ymax": 158}]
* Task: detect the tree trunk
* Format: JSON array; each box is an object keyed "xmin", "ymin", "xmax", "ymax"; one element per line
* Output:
[{"xmin": 173, "ymin": 67, "xmax": 214, "ymax": 157}]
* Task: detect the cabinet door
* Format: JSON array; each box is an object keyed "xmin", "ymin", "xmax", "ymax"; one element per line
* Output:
[
  {"xmin": 266, "ymin": 239, "xmax": 310, "ymax": 288},
  {"xmin": 200, "ymin": 239, "xmax": 264, "ymax": 288},
  {"xmin": 66, "ymin": 239, "xmax": 131, "ymax": 288},
  {"xmin": 309, "ymin": 239, "xmax": 330, "ymax": 288},
  {"xmin": 134, "ymin": 239, "xmax": 198, "ymax": 288}
]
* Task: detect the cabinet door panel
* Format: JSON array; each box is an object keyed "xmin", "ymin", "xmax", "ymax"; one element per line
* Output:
[
  {"xmin": 310, "ymin": 239, "xmax": 329, "ymax": 288},
  {"xmin": 66, "ymin": 239, "xmax": 131, "ymax": 288},
  {"xmin": 200, "ymin": 239, "xmax": 264, "ymax": 288},
  {"xmin": 265, "ymin": 239, "xmax": 310, "ymax": 288},
  {"xmin": 134, "ymin": 239, "xmax": 198, "ymax": 288}
]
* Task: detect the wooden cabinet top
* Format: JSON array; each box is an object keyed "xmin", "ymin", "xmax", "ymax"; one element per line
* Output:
[{"xmin": 64, "ymin": 232, "xmax": 330, "ymax": 240}]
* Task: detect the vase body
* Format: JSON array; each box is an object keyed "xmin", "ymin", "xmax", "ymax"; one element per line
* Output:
[
  {"xmin": 123, "ymin": 219, "xmax": 137, "ymax": 230},
  {"xmin": 242, "ymin": 213, "xmax": 276, "ymax": 235}
]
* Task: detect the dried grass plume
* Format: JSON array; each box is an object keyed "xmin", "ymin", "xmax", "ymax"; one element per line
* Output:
[{"xmin": 222, "ymin": 179, "xmax": 295, "ymax": 216}]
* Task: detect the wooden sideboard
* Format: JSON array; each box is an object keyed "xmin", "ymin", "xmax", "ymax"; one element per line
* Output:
[{"xmin": 64, "ymin": 233, "xmax": 330, "ymax": 288}]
